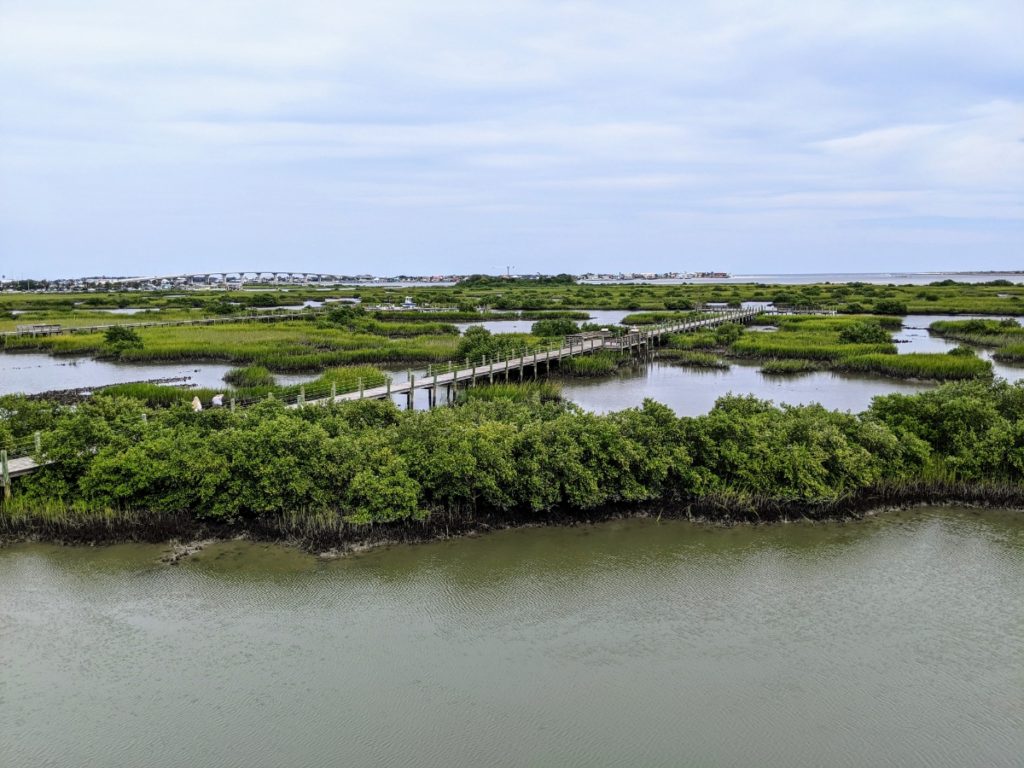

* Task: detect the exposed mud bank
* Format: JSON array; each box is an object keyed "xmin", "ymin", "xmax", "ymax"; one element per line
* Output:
[{"xmin": 2, "ymin": 481, "xmax": 1022, "ymax": 557}]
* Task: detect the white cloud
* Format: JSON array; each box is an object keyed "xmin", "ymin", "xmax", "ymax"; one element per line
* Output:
[{"xmin": 1, "ymin": 0, "xmax": 1022, "ymax": 274}]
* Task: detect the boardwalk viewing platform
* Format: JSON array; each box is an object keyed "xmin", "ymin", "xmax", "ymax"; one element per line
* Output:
[{"xmin": 2, "ymin": 308, "xmax": 760, "ymax": 485}]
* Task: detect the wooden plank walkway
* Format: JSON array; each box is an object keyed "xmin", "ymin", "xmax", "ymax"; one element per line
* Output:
[
  {"xmin": 7, "ymin": 455, "xmax": 41, "ymax": 478},
  {"xmin": 295, "ymin": 308, "xmax": 760, "ymax": 408}
]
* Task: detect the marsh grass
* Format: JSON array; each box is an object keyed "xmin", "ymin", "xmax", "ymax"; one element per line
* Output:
[
  {"xmin": 730, "ymin": 315, "xmax": 897, "ymax": 361},
  {"xmin": 5, "ymin": 280, "xmax": 1024, "ymax": 317},
  {"xmin": 665, "ymin": 332, "xmax": 719, "ymax": 350},
  {"xmin": 5, "ymin": 323, "xmax": 461, "ymax": 370},
  {"xmin": 620, "ymin": 311, "xmax": 710, "ymax": 325},
  {"xmin": 656, "ymin": 350, "xmax": 729, "ymax": 368},
  {"xmin": 759, "ymin": 359, "xmax": 823, "ymax": 375},
  {"xmin": 561, "ymin": 351, "xmax": 625, "ymax": 377},
  {"xmin": 993, "ymin": 344, "xmax": 1024, "ymax": 363},
  {"xmin": 835, "ymin": 353, "xmax": 993, "ymax": 380},
  {"xmin": 731, "ymin": 335, "xmax": 895, "ymax": 360}
]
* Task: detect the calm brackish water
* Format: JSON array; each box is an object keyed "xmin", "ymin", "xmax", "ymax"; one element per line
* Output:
[
  {"xmin": 559, "ymin": 314, "xmax": 1023, "ymax": 415},
  {"xmin": 584, "ymin": 272, "xmax": 1024, "ymax": 285},
  {"xmin": 1, "ymin": 507, "xmax": 1022, "ymax": 767},
  {"xmin": 0, "ymin": 354, "xmax": 318, "ymax": 396}
]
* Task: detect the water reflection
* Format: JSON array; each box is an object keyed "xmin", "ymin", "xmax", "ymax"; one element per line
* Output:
[
  {"xmin": 561, "ymin": 359, "xmax": 933, "ymax": 415},
  {"xmin": 895, "ymin": 314, "xmax": 1024, "ymax": 382},
  {"xmin": 0, "ymin": 352, "xmax": 317, "ymax": 396}
]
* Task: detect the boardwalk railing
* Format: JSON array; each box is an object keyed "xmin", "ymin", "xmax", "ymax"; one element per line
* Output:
[{"xmin": 1, "ymin": 309, "xmax": 758, "ymax": 485}]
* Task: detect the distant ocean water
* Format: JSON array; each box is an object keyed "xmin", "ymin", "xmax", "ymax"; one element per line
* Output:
[{"xmin": 582, "ymin": 272, "xmax": 1023, "ymax": 286}]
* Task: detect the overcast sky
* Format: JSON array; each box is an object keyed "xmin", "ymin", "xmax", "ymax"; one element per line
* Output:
[{"xmin": 1, "ymin": 0, "xmax": 1021, "ymax": 278}]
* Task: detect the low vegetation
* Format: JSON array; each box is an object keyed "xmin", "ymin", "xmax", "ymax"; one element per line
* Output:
[
  {"xmin": 530, "ymin": 318, "xmax": 579, "ymax": 337},
  {"xmin": 223, "ymin": 365, "xmax": 276, "ymax": 388},
  {"xmin": 995, "ymin": 344, "xmax": 1024, "ymax": 364},
  {"xmin": 759, "ymin": 359, "xmax": 822, "ymax": 375},
  {"xmin": 561, "ymin": 351, "xmax": 624, "ymax": 377},
  {"xmin": 929, "ymin": 318, "xmax": 1024, "ymax": 347},
  {"xmin": 835, "ymin": 353, "xmax": 993, "ymax": 381},
  {"xmin": 929, "ymin": 318, "xmax": 1024, "ymax": 366},
  {"xmin": 729, "ymin": 315, "xmax": 994, "ymax": 381},
  {"xmin": 656, "ymin": 350, "xmax": 729, "ymax": 369}
]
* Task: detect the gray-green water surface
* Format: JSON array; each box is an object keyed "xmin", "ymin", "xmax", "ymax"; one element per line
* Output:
[{"xmin": 2, "ymin": 507, "xmax": 1022, "ymax": 767}]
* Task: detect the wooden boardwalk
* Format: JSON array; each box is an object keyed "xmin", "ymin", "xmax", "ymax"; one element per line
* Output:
[
  {"xmin": 2, "ymin": 309, "xmax": 758, "ymax": 484},
  {"xmin": 6, "ymin": 455, "xmax": 40, "ymax": 478},
  {"xmin": 294, "ymin": 308, "xmax": 760, "ymax": 408}
]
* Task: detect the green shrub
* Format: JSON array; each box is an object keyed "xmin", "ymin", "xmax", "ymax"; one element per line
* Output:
[
  {"xmin": 531, "ymin": 318, "xmax": 578, "ymax": 337},
  {"xmin": 223, "ymin": 366, "xmax": 276, "ymax": 388},
  {"xmin": 873, "ymin": 300, "xmax": 908, "ymax": 315},
  {"xmin": 103, "ymin": 325, "xmax": 143, "ymax": 352},
  {"xmin": 838, "ymin": 321, "xmax": 891, "ymax": 344}
]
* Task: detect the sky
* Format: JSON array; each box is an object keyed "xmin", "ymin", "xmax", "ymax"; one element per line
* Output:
[{"xmin": 1, "ymin": 0, "xmax": 1022, "ymax": 279}]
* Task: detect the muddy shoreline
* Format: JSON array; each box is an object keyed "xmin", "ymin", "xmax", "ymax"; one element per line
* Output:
[{"xmin": 3, "ymin": 481, "xmax": 1022, "ymax": 558}]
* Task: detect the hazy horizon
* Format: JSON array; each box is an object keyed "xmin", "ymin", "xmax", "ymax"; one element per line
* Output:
[{"xmin": 2, "ymin": 1, "xmax": 1022, "ymax": 278}]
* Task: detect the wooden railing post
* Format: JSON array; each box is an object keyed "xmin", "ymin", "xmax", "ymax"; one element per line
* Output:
[{"xmin": 1, "ymin": 450, "xmax": 9, "ymax": 500}]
